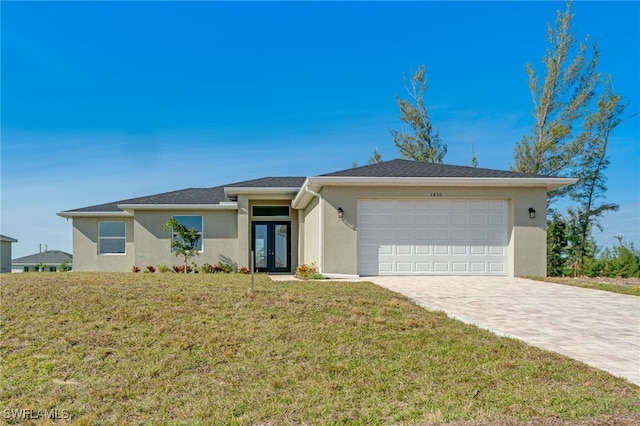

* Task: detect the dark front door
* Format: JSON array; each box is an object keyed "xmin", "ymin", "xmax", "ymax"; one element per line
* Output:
[{"xmin": 252, "ymin": 221, "xmax": 291, "ymax": 273}]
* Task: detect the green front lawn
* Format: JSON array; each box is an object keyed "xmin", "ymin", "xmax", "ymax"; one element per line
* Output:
[
  {"xmin": 534, "ymin": 276, "xmax": 640, "ymax": 296},
  {"xmin": 1, "ymin": 273, "xmax": 638, "ymax": 425}
]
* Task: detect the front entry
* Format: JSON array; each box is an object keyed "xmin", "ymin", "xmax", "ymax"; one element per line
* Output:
[{"xmin": 252, "ymin": 221, "xmax": 291, "ymax": 273}]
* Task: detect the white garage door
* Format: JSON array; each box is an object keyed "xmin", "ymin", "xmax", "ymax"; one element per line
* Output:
[{"xmin": 358, "ymin": 199, "xmax": 508, "ymax": 276}]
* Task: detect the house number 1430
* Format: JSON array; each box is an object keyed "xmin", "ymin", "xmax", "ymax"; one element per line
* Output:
[{"xmin": 430, "ymin": 192, "xmax": 443, "ymax": 197}]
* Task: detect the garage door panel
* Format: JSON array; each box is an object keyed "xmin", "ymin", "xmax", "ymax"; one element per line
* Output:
[
  {"xmin": 416, "ymin": 245, "xmax": 431, "ymax": 255},
  {"xmin": 433, "ymin": 262, "xmax": 450, "ymax": 272},
  {"xmin": 433, "ymin": 229, "xmax": 449, "ymax": 239},
  {"xmin": 396, "ymin": 245, "xmax": 412, "ymax": 255},
  {"xmin": 470, "ymin": 262, "xmax": 487, "ymax": 273},
  {"xmin": 470, "ymin": 229, "xmax": 487, "ymax": 240},
  {"xmin": 379, "ymin": 245, "xmax": 394, "ymax": 255},
  {"xmin": 470, "ymin": 246, "xmax": 487, "ymax": 255},
  {"xmin": 433, "ymin": 245, "xmax": 449, "ymax": 255},
  {"xmin": 396, "ymin": 229, "xmax": 413, "ymax": 239},
  {"xmin": 358, "ymin": 199, "xmax": 508, "ymax": 276},
  {"xmin": 396, "ymin": 262, "xmax": 413, "ymax": 272},
  {"xmin": 452, "ymin": 262, "xmax": 468, "ymax": 272},
  {"xmin": 415, "ymin": 262, "xmax": 431, "ymax": 272},
  {"xmin": 415, "ymin": 214, "xmax": 430, "ymax": 225},
  {"xmin": 434, "ymin": 215, "xmax": 449, "ymax": 225},
  {"xmin": 452, "ymin": 245, "xmax": 468, "ymax": 255},
  {"xmin": 452, "ymin": 229, "xmax": 467, "ymax": 240},
  {"xmin": 452, "ymin": 215, "xmax": 468, "ymax": 225},
  {"xmin": 489, "ymin": 246, "xmax": 505, "ymax": 255},
  {"xmin": 489, "ymin": 262, "xmax": 506, "ymax": 273},
  {"xmin": 470, "ymin": 215, "xmax": 486, "ymax": 225}
]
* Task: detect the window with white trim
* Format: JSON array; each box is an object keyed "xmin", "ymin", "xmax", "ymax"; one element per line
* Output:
[
  {"xmin": 172, "ymin": 215, "xmax": 203, "ymax": 251},
  {"xmin": 99, "ymin": 222, "xmax": 126, "ymax": 254}
]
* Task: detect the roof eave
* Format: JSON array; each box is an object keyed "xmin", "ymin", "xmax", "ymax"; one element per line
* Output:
[
  {"xmin": 292, "ymin": 176, "xmax": 578, "ymax": 209},
  {"xmin": 306, "ymin": 176, "xmax": 577, "ymax": 187},
  {"xmin": 224, "ymin": 187, "xmax": 301, "ymax": 198},
  {"xmin": 57, "ymin": 211, "xmax": 133, "ymax": 219},
  {"xmin": 291, "ymin": 178, "xmax": 313, "ymax": 209}
]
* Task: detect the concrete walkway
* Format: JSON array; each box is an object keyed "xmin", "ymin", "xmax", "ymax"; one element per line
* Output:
[{"xmin": 368, "ymin": 276, "xmax": 640, "ymax": 386}]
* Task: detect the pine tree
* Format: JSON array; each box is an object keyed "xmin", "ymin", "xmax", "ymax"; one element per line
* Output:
[
  {"xmin": 513, "ymin": 1, "xmax": 599, "ymax": 182},
  {"xmin": 390, "ymin": 65, "xmax": 447, "ymax": 163}
]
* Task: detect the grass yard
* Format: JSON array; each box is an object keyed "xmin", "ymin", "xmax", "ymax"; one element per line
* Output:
[
  {"xmin": 1, "ymin": 273, "xmax": 638, "ymax": 425},
  {"xmin": 535, "ymin": 276, "xmax": 640, "ymax": 296}
]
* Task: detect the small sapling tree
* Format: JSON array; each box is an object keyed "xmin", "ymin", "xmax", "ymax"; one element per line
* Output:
[{"xmin": 163, "ymin": 218, "xmax": 201, "ymax": 273}]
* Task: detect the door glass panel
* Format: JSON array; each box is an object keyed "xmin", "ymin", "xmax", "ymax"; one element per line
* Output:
[
  {"xmin": 274, "ymin": 224, "xmax": 288, "ymax": 269},
  {"xmin": 254, "ymin": 224, "xmax": 267, "ymax": 268}
]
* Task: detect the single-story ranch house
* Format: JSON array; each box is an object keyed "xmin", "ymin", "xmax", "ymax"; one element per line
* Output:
[
  {"xmin": 12, "ymin": 250, "xmax": 73, "ymax": 272},
  {"xmin": 58, "ymin": 159, "xmax": 576, "ymax": 277}
]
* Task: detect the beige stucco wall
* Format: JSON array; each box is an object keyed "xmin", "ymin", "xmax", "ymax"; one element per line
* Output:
[
  {"xmin": 72, "ymin": 216, "xmax": 136, "ymax": 272},
  {"xmin": 1, "ymin": 240, "xmax": 13, "ymax": 273},
  {"xmin": 71, "ymin": 211, "xmax": 239, "ymax": 272},
  {"xmin": 300, "ymin": 196, "xmax": 320, "ymax": 268},
  {"xmin": 309, "ymin": 185, "xmax": 548, "ymax": 277},
  {"xmin": 133, "ymin": 210, "xmax": 239, "ymax": 270}
]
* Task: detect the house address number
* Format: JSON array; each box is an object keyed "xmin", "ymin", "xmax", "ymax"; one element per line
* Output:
[{"xmin": 430, "ymin": 192, "xmax": 443, "ymax": 197}]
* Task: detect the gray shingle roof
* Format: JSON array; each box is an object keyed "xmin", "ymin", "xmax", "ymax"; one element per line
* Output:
[
  {"xmin": 66, "ymin": 187, "xmax": 229, "ymax": 212},
  {"xmin": 1, "ymin": 234, "xmax": 18, "ymax": 242},
  {"xmin": 320, "ymin": 159, "xmax": 550, "ymax": 178},
  {"xmin": 224, "ymin": 177, "xmax": 306, "ymax": 188},
  {"xmin": 63, "ymin": 178, "xmax": 306, "ymax": 213},
  {"xmin": 12, "ymin": 250, "xmax": 72, "ymax": 265},
  {"xmin": 61, "ymin": 160, "xmax": 560, "ymax": 214}
]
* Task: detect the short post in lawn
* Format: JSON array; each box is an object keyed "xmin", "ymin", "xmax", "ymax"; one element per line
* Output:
[{"xmin": 250, "ymin": 250, "xmax": 255, "ymax": 294}]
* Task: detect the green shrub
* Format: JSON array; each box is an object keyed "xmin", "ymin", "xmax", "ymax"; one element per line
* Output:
[
  {"xmin": 157, "ymin": 264, "xmax": 171, "ymax": 273},
  {"xmin": 200, "ymin": 263, "xmax": 215, "ymax": 274},
  {"xmin": 58, "ymin": 259, "xmax": 71, "ymax": 272},
  {"xmin": 217, "ymin": 262, "xmax": 233, "ymax": 274}
]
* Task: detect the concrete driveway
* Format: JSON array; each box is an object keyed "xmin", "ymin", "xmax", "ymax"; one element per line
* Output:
[{"xmin": 368, "ymin": 276, "xmax": 640, "ymax": 386}]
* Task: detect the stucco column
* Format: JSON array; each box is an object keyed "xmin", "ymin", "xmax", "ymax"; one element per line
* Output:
[{"xmin": 237, "ymin": 195, "xmax": 250, "ymax": 270}]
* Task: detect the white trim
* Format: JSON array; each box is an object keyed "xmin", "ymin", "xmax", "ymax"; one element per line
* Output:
[
  {"xmin": 305, "ymin": 176, "xmax": 577, "ymax": 188},
  {"xmin": 291, "ymin": 178, "xmax": 311, "ymax": 208},
  {"xmin": 57, "ymin": 211, "xmax": 132, "ymax": 218},
  {"xmin": 224, "ymin": 187, "xmax": 300, "ymax": 197}
]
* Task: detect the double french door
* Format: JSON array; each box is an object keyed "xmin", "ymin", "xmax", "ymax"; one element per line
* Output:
[{"xmin": 252, "ymin": 222, "xmax": 291, "ymax": 273}]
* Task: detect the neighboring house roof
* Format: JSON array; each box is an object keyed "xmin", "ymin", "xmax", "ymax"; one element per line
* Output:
[
  {"xmin": 1, "ymin": 235, "xmax": 18, "ymax": 243},
  {"xmin": 12, "ymin": 250, "xmax": 73, "ymax": 266},
  {"xmin": 58, "ymin": 159, "xmax": 577, "ymax": 216}
]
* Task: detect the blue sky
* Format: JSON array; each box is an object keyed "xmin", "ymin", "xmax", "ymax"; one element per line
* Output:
[{"xmin": 2, "ymin": 1, "xmax": 639, "ymax": 259}]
